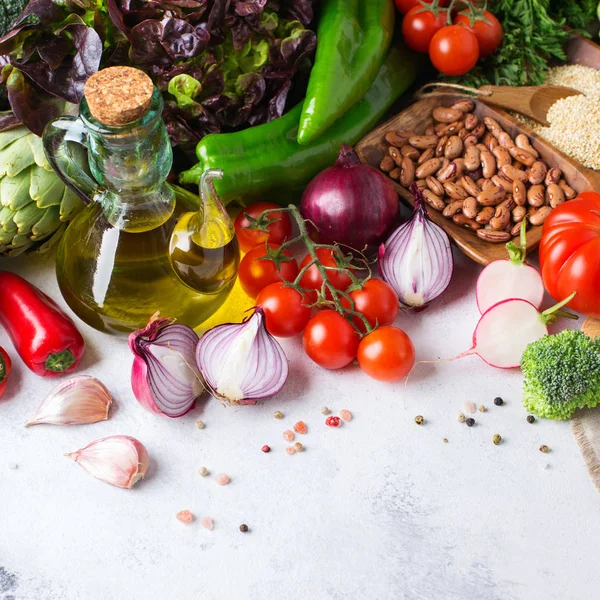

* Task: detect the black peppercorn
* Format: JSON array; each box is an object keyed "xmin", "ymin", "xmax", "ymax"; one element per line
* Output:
[
  {"xmin": 239, "ymin": 524, "xmax": 249, "ymax": 533},
  {"xmin": 466, "ymin": 418, "xmax": 475, "ymax": 427},
  {"xmin": 493, "ymin": 397, "xmax": 504, "ymax": 406},
  {"xmin": 526, "ymin": 415, "xmax": 535, "ymax": 424}
]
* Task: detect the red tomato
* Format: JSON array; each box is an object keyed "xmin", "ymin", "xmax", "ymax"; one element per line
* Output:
[
  {"xmin": 238, "ymin": 244, "xmax": 299, "ymax": 298},
  {"xmin": 402, "ymin": 6, "xmax": 449, "ymax": 54},
  {"xmin": 342, "ymin": 279, "xmax": 399, "ymax": 332},
  {"xmin": 454, "ymin": 11, "xmax": 503, "ymax": 58},
  {"xmin": 539, "ymin": 191, "xmax": 600, "ymax": 318},
  {"xmin": 429, "ymin": 25, "xmax": 479, "ymax": 76},
  {"xmin": 234, "ymin": 202, "xmax": 292, "ymax": 253},
  {"xmin": 256, "ymin": 283, "xmax": 311, "ymax": 338},
  {"xmin": 303, "ymin": 310, "xmax": 360, "ymax": 370},
  {"xmin": 299, "ymin": 248, "xmax": 354, "ymax": 297},
  {"xmin": 394, "ymin": 0, "xmax": 448, "ymax": 15},
  {"xmin": 357, "ymin": 326, "xmax": 415, "ymax": 382}
]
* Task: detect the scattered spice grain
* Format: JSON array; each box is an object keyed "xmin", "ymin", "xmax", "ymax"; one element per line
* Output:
[
  {"xmin": 195, "ymin": 420, "xmax": 205, "ymax": 429},
  {"xmin": 493, "ymin": 434, "xmax": 502, "ymax": 445},
  {"xmin": 198, "ymin": 466, "xmax": 209, "ymax": 477},
  {"xmin": 493, "ymin": 397, "xmax": 504, "ymax": 406},
  {"xmin": 285, "ymin": 446, "xmax": 296, "ymax": 455},
  {"xmin": 201, "ymin": 517, "xmax": 214, "ymax": 530},
  {"xmin": 215, "ymin": 473, "xmax": 231, "ymax": 485},
  {"xmin": 321, "ymin": 406, "xmax": 330, "ymax": 415},
  {"xmin": 283, "ymin": 429, "xmax": 295, "ymax": 442},
  {"xmin": 414, "ymin": 415, "xmax": 424, "ymax": 425},
  {"xmin": 443, "ymin": 438, "xmax": 449, "ymax": 444},
  {"xmin": 176, "ymin": 510, "xmax": 194, "ymax": 524},
  {"xmin": 293, "ymin": 421, "xmax": 307, "ymax": 434},
  {"xmin": 466, "ymin": 418, "xmax": 475, "ymax": 427},
  {"xmin": 340, "ymin": 409, "xmax": 353, "ymax": 422},
  {"xmin": 239, "ymin": 524, "xmax": 249, "ymax": 533},
  {"xmin": 526, "ymin": 415, "xmax": 535, "ymax": 424},
  {"xmin": 457, "ymin": 413, "xmax": 466, "ymax": 423},
  {"xmin": 539, "ymin": 445, "xmax": 550, "ymax": 453},
  {"xmin": 478, "ymin": 405, "xmax": 487, "ymax": 413},
  {"xmin": 464, "ymin": 402, "xmax": 476, "ymax": 414},
  {"xmin": 294, "ymin": 442, "xmax": 304, "ymax": 452},
  {"xmin": 274, "ymin": 411, "xmax": 284, "ymax": 419},
  {"xmin": 261, "ymin": 445, "xmax": 271, "ymax": 453},
  {"xmin": 325, "ymin": 416, "xmax": 341, "ymax": 427}
]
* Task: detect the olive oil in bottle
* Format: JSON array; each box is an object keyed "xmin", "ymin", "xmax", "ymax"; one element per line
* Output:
[{"xmin": 169, "ymin": 169, "xmax": 239, "ymax": 294}]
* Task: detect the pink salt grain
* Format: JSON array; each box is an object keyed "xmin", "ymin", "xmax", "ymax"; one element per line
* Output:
[
  {"xmin": 285, "ymin": 447, "xmax": 296, "ymax": 455},
  {"xmin": 176, "ymin": 510, "xmax": 194, "ymax": 524},
  {"xmin": 283, "ymin": 429, "xmax": 295, "ymax": 442},
  {"xmin": 293, "ymin": 421, "xmax": 307, "ymax": 434},
  {"xmin": 340, "ymin": 409, "xmax": 352, "ymax": 422},
  {"xmin": 201, "ymin": 517, "xmax": 214, "ymax": 530},
  {"xmin": 215, "ymin": 473, "xmax": 231, "ymax": 485}
]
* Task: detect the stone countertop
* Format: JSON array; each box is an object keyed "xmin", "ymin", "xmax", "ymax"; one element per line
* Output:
[{"xmin": 1, "ymin": 249, "xmax": 599, "ymax": 600}]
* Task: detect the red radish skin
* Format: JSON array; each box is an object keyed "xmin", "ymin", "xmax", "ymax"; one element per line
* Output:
[{"xmin": 476, "ymin": 261, "xmax": 545, "ymax": 314}]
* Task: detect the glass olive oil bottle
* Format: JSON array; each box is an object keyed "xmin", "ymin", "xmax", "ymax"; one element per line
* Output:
[{"xmin": 43, "ymin": 67, "xmax": 238, "ymax": 334}]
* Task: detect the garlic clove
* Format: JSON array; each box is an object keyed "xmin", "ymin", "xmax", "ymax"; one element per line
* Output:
[
  {"xmin": 26, "ymin": 376, "xmax": 112, "ymax": 427},
  {"xmin": 66, "ymin": 435, "xmax": 149, "ymax": 489}
]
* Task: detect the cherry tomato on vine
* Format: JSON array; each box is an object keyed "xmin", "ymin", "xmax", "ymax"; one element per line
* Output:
[
  {"xmin": 402, "ymin": 6, "xmax": 449, "ymax": 54},
  {"xmin": 256, "ymin": 283, "xmax": 311, "ymax": 338},
  {"xmin": 454, "ymin": 11, "xmax": 503, "ymax": 58},
  {"xmin": 234, "ymin": 202, "xmax": 292, "ymax": 253},
  {"xmin": 357, "ymin": 326, "xmax": 415, "ymax": 382},
  {"xmin": 429, "ymin": 25, "xmax": 480, "ymax": 76},
  {"xmin": 394, "ymin": 0, "xmax": 448, "ymax": 15},
  {"xmin": 299, "ymin": 248, "xmax": 354, "ymax": 297},
  {"xmin": 342, "ymin": 279, "xmax": 399, "ymax": 332},
  {"xmin": 238, "ymin": 244, "xmax": 299, "ymax": 298},
  {"xmin": 303, "ymin": 310, "xmax": 360, "ymax": 370}
]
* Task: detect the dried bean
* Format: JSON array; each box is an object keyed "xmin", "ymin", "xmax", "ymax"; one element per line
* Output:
[
  {"xmin": 492, "ymin": 146, "xmax": 511, "ymax": 168},
  {"xmin": 418, "ymin": 148, "xmax": 435, "ymax": 165},
  {"xmin": 444, "ymin": 181, "xmax": 468, "ymax": 200},
  {"xmin": 453, "ymin": 214, "xmax": 480, "ymax": 230},
  {"xmin": 445, "ymin": 135, "xmax": 463, "ymax": 160},
  {"xmin": 459, "ymin": 175, "xmax": 480, "ymax": 197},
  {"xmin": 464, "ymin": 146, "xmax": 480, "ymax": 171},
  {"xmin": 500, "ymin": 163, "xmax": 528, "ymax": 183},
  {"xmin": 545, "ymin": 167, "xmax": 562, "ymax": 186},
  {"xmin": 546, "ymin": 183, "xmax": 565, "ymax": 208},
  {"xmin": 477, "ymin": 185, "xmax": 506, "ymax": 206},
  {"xmin": 437, "ymin": 161, "xmax": 459, "ymax": 183},
  {"xmin": 433, "ymin": 106, "xmax": 463, "ymax": 123},
  {"xmin": 528, "ymin": 161, "xmax": 547, "ymax": 185},
  {"xmin": 513, "ymin": 180, "xmax": 527, "ymax": 206},
  {"xmin": 400, "ymin": 156, "xmax": 415, "ymax": 187},
  {"xmin": 480, "ymin": 150, "xmax": 496, "ymax": 178},
  {"xmin": 463, "ymin": 133, "xmax": 478, "ymax": 147},
  {"xmin": 451, "ymin": 99, "xmax": 475, "ymax": 113},
  {"xmin": 497, "ymin": 132, "xmax": 513, "ymax": 148},
  {"xmin": 492, "ymin": 174, "xmax": 513, "ymax": 192},
  {"xmin": 415, "ymin": 158, "xmax": 443, "ymax": 179},
  {"xmin": 426, "ymin": 176, "xmax": 445, "ymax": 196},
  {"xmin": 512, "ymin": 205, "xmax": 527, "ymax": 223},
  {"xmin": 425, "ymin": 126, "xmax": 436, "ymax": 136},
  {"xmin": 472, "ymin": 122, "xmax": 486, "ymax": 139},
  {"xmin": 515, "ymin": 134, "xmax": 539, "ymax": 158},
  {"xmin": 443, "ymin": 199, "xmax": 464, "ymax": 217},
  {"xmin": 380, "ymin": 156, "xmax": 395, "ymax": 172},
  {"xmin": 401, "ymin": 145, "xmax": 420, "ymax": 160},
  {"xmin": 476, "ymin": 206, "xmax": 495, "ymax": 224},
  {"xmin": 409, "ymin": 135, "xmax": 438, "ymax": 149},
  {"xmin": 558, "ymin": 179, "xmax": 576, "ymax": 200},
  {"xmin": 484, "ymin": 116, "xmax": 503, "ymax": 136},
  {"xmin": 527, "ymin": 185, "xmax": 546, "ymax": 207},
  {"xmin": 436, "ymin": 136, "xmax": 448, "ymax": 158},
  {"xmin": 462, "ymin": 196, "xmax": 479, "ymax": 219},
  {"xmin": 422, "ymin": 189, "xmax": 445, "ymax": 211},
  {"xmin": 508, "ymin": 145, "xmax": 535, "ymax": 166},
  {"xmin": 388, "ymin": 146, "xmax": 403, "ymax": 166},
  {"xmin": 530, "ymin": 206, "xmax": 553, "ymax": 226},
  {"xmin": 385, "ymin": 130, "xmax": 414, "ymax": 146},
  {"xmin": 465, "ymin": 113, "xmax": 478, "ymax": 130},
  {"xmin": 441, "ymin": 121, "xmax": 463, "ymax": 135},
  {"xmin": 477, "ymin": 229, "xmax": 511, "ymax": 243},
  {"xmin": 389, "ymin": 168, "xmax": 401, "ymax": 180},
  {"xmin": 480, "ymin": 178, "xmax": 495, "ymax": 191}
]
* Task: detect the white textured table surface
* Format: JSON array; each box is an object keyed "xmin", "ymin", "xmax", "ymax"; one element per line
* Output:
[{"xmin": 1, "ymin": 249, "xmax": 599, "ymax": 600}]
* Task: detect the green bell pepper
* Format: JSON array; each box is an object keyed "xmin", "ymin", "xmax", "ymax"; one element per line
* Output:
[
  {"xmin": 297, "ymin": 0, "xmax": 395, "ymax": 145},
  {"xmin": 179, "ymin": 44, "xmax": 420, "ymax": 205}
]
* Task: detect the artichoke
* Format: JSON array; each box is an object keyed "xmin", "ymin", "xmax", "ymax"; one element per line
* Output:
[{"xmin": 0, "ymin": 125, "xmax": 84, "ymax": 257}]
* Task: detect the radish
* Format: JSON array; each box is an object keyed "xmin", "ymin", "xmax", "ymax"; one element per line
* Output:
[
  {"xmin": 476, "ymin": 220, "xmax": 544, "ymax": 314},
  {"xmin": 449, "ymin": 292, "xmax": 577, "ymax": 369}
]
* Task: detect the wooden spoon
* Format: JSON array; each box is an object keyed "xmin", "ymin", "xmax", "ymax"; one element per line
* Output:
[{"xmin": 479, "ymin": 85, "xmax": 582, "ymax": 126}]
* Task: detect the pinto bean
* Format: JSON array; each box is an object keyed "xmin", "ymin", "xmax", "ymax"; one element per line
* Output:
[
  {"xmin": 492, "ymin": 146, "xmax": 511, "ymax": 168},
  {"xmin": 545, "ymin": 167, "xmax": 562, "ymax": 186},
  {"xmin": 401, "ymin": 145, "xmax": 420, "ymax": 160},
  {"xmin": 475, "ymin": 206, "xmax": 495, "ymax": 225},
  {"xmin": 443, "ymin": 199, "xmax": 464, "ymax": 217},
  {"xmin": 409, "ymin": 135, "xmax": 439, "ymax": 149},
  {"xmin": 450, "ymin": 99, "xmax": 475, "ymax": 113},
  {"xmin": 453, "ymin": 214, "xmax": 481, "ymax": 230},
  {"xmin": 400, "ymin": 156, "xmax": 415, "ymax": 187},
  {"xmin": 477, "ymin": 185, "xmax": 506, "ymax": 206},
  {"xmin": 433, "ymin": 106, "xmax": 463, "ymax": 123},
  {"xmin": 529, "ymin": 206, "xmax": 553, "ymax": 226},
  {"xmin": 445, "ymin": 135, "xmax": 463, "ymax": 160},
  {"xmin": 459, "ymin": 175, "xmax": 480, "ymax": 197},
  {"xmin": 444, "ymin": 182, "xmax": 468, "ymax": 200},
  {"xmin": 415, "ymin": 158, "xmax": 443, "ymax": 179},
  {"xmin": 527, "ymin": 184, "xmax": 546, "ymax": 207},
  {"xmin": 380, "ymin": 156, "xmax": 395, "ymax": 172},
  {"xmin": 546, "ymin": 183, "xmax": 565, "ymax": 208},
  {"xmin": 418, "ymin": 148, "xmax": 435, "ymax": 165},
  {"xmin": 480, "ymin": 150, "xmax": 496, "ymax": 178},
  {"xmin": 558, "ymin": 179, "xmax": 576, "ymax": 200},
  {"xmin": 462, "ymin": 196, "xmax": 479, "ymax": 219},
  {"xmin": 426, "ymin": 175, "xmax": 445, "ymax": 196},
  {"xmin": 528, "ymin": 161, "xmax": 548, "ymax": 185},
  {"xmin": 422, "ymin": 189, "xmax": 445, "ymax": 211}
]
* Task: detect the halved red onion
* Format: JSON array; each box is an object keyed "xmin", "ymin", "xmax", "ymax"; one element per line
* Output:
[
  {"xmin": 195, "ymin": 308, "xmax": 288, "ymax": 405},
  {"xmin": 379, "ymin": 184, "xmax": 454, "ymax": 308},
  {"xmin": 129, "ymin": 317, "xmax": 202, "ymax": 418}
]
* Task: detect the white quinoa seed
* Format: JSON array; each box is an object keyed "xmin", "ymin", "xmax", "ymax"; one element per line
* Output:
[
  {"xmin": 514, "ymin": 65, "xmax": 600, "ymax": 170},
  {"xmin": 198, "ymin": 466, "xmax": 209, "ymax": 477}
]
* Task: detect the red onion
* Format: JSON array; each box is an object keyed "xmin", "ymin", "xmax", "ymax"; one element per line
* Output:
[
  {"xmin": 195, "ymin": 308, "xmax": 288, "ymax": 405},
  {"xmin": 300, "ymin": 145, "xmax": 399, "ymax": 250},
  {"xmin": 379, "ymin": 184, "xmax": 454, "ymax": 308},
  {"xmin": 129, "ymin": 317, "xmax": 202, "ymax": 418}
]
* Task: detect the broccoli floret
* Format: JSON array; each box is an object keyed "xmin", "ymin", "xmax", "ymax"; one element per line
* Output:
[{"xmin": 521, "ymin": 329, "xmax": 600, "ymax": 420}]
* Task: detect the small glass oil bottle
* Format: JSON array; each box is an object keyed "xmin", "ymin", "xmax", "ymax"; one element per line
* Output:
[
  {"xmin": 169, "ymin": 169, "xmax": 239, "ymax": 294},
  {"xmin": 43, "ymin": 67, "xmax": 236, "ymax": 334}
]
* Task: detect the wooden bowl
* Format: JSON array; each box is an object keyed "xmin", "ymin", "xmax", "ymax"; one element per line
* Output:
[{"xmin": 355, "ymin": 94, "xmax": 598, "ymax": 265}]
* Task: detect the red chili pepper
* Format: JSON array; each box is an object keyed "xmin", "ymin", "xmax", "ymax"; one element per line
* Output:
[
  {"xmin": 0, "ymin": 272, "xmax": 85, "ymax": 377},
  {"xmin": 0, "ymin": 346, "xmax": 11, "ymax": 397}
]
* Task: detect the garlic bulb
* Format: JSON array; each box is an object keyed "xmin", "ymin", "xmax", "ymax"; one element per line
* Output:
[
  {"xmin": 66, "ymin": 436, "xmax": 149, "ymax": 489},
  {"xmin": 26, "ymin": 376, "xmax": 112, "ymax": 427}
]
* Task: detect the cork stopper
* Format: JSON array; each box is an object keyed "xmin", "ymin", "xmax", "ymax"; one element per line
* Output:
[{"xmin": 84, "ymin": 67, "xmax": 154, "ymax": 127}]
